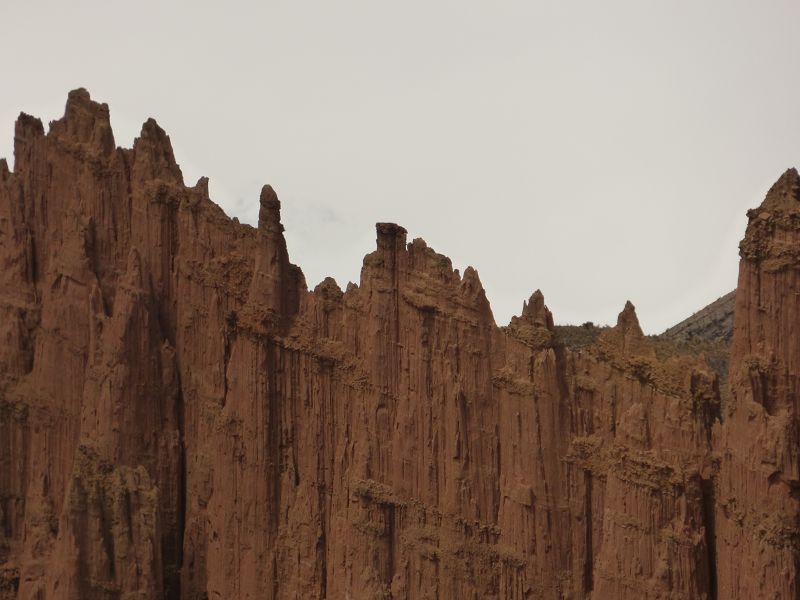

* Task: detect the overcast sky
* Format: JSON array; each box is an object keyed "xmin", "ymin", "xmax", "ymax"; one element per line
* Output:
[{"xmin": 3, "ymin": 1, "xmax": 800, "ymax": 332}]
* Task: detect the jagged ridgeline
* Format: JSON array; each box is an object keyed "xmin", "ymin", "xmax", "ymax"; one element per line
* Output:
[{"xmin": 1, "ymin": 89, "xmax": 799, "ymax": 599}]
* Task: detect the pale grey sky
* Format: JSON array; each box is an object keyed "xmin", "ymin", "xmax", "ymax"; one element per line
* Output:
[{"xmin": 3, "ymin": 1, "xmax": 799, "ymax": 332}]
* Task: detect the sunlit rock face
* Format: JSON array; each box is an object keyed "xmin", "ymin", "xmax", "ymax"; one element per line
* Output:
[{"xmin": 0, "ymin": 90, "xmax": 795, "ymax": 599}]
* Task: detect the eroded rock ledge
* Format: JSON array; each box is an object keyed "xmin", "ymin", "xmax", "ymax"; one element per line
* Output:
[{"xmin": 0, "ymin": 90, "xmax": 797, "ymax": 599}]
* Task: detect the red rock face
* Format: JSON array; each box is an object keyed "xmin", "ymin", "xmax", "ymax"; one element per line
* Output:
[
  {"xmin": 714, "ymin": 168, "xmax": 800, "ymax": 598},
  {"xmin": 0, "ymin": 90, "xmax": 793, "ymax": 599}
]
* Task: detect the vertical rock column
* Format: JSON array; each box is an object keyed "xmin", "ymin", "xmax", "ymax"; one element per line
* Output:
[
  {"xmin": 247, "ymin": 185, "xmax": 303, "ymax": 322},
  {"xmin": 715, "ymin": 168, "xmax": 800, "ymax": 598},
  {"xmin": 200, "ymin": 184, "xmax": 307, "ymax": 599}
]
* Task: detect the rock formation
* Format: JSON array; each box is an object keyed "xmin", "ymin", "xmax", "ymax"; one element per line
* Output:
[
  {"xmin": 0, "ymin": 90, "xmax": 796, "ymax": 599},
  {"xmin": 714, "ymin": 168, "xmax": 800, "ymax": 598}
]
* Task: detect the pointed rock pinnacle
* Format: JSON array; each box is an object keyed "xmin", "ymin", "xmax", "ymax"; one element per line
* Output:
[{"xmin": 258, "ymin": 185, "xmax": 284, "ymax": 233}]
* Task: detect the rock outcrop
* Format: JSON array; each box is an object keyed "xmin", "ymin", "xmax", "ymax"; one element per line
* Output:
[
  {"xmin": 0, "ymin": 90, "xmax": 796, "ymax": 599},
  {"xmin": 714, "ymin": 168, "xmax": 800, "ymax": 598}
]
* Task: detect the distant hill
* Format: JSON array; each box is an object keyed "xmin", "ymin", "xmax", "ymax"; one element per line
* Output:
[{"xmin": 661, "ymin": 290, "xmax": 735, "ymax": 344}]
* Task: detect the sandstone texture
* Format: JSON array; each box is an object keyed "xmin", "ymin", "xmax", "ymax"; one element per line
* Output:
[{"xmin": 0, "ymin": 90, "xmax": 796, "ymax": 599}]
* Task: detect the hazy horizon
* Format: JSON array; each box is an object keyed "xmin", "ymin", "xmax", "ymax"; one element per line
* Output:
[{"xmin": 3, "ymin": 1, "xmax": 799, "ymax": 333}]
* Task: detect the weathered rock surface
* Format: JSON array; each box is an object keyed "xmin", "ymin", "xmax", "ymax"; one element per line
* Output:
[
  {"xmin": 0, "ymin": 90, "xmax": 795, "ymax": 599},
  {"xmin": 714, "ymin": 168, "xmax": 800, "ymax": 599}
]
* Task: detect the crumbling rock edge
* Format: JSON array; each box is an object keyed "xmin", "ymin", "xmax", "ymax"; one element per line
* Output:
[{"xmin": 1, "ymin": 89, "xmax": 798, "ymax": 599}]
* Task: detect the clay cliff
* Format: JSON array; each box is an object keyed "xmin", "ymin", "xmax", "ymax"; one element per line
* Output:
[{"xmin": 0, "ymin": 90, "xmax": 797, "ymax": 599}]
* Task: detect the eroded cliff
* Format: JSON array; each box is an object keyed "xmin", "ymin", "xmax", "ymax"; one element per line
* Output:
[{"xmin": 0, "ymin": 90, "xmax": 796, "ymax": 599}]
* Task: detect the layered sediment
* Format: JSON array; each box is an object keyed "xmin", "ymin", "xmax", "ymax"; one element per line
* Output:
[{"xmin": 0, "ymin": 90, "xmax": 797, "ymax": 599}]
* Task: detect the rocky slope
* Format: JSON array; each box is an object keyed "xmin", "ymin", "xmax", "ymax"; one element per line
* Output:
[
  {"xmin": 662, "ymin": 291, "xmax": 735, "ymax": 345},
  {"xmin": 0, "ymin": 90, "xmax": 796, "ymax": 599}
]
